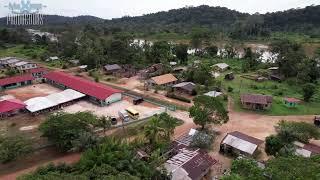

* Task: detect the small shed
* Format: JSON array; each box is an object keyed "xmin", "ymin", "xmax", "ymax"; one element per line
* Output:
[
  {"xmin": 220, "ymin": 131, "xmax": 264, "ymax": 157},
  {"xmin": 104, "ymin": 64, "xmax": 122, "ymax": 75},
  {"xmin": 284, "ymin": 97, "xmax": 301, "ymax": 108},
  {"xmin": 46, "ymin": 56, "xmax": 59, "ymax": 62},
  {"xmin": 212, "ymin": 63, "xmax": 230, "ymax": 72},
  {"xmin": 225, "ymin": 72, "xmax": 235, "ymax": 80},
  {"xmin": 204, "ymin": 91, "xmax": 223, "ymax": 98},
  {"xmin": 172, "ymin": 82, "xmax": 196, "ymax": 95},
  {"xmin": 169, "ymin": 61, "xmax": 177, "ymax": 66}
]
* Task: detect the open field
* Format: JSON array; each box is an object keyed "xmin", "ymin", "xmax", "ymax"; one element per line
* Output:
[
  {"xmin": 221, "ymin": 74, "xmax": 320, "ymax": 115},
  {"xmin": 3, "ymin": 84, "xmax": 62, "ymax": 101}
]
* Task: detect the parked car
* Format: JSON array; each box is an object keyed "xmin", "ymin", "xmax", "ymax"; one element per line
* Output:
[
  {"xmin": 314, "ymin": 116, "xmax": 320, "ymax": 127},
  {"xmin": 119, "ymin": 110, "xmax": 130, "ymax": 122},
  {"xmin": 111, "ymin": 117, "xmax": 118, "ymax": 125},
  {"xmin": 133, "ymin": 97, "xmax": 144, "ymax": 105}
]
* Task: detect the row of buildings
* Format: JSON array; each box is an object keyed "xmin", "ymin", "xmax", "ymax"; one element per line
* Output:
[
  {"xmin": 0, "ymin": 69, "xmax": 122, "ymax": 117},
  {"xmin": 0, "ymin": 57, "xmax": 38, "ymax": 73}
]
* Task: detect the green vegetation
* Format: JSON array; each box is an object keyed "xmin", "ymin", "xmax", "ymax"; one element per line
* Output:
[
  {"xmin": 144, "ymin": 113, "xmax": 180, "ymax": 147},
  {"xmin": 19, "ymin": 138, "xmax": 168, "ymax": 180},
  {"xmin": 20, "ymin": 113, "xmax": 181, "ymax": 179},
  {"xmin": 189, "ymin": 95, "xmax": 229, "ymax": 130},
  {"xmin": 223, "ymin": 156, "xmax": 320, "ymax": 180},
  {"xmin": 223, "ymin": 74, "xmax": 320, "ymax": 115},
  {"xmin": 265, "ymin": 121, "xmax": 320, "ymax": 156},
  {"xmin": 0, "ymin": 136, "xmax": 32, "ymax": 164},
  {"xmin": 39, "ymin": 112, "xmax": 106, "ymax": 152}
]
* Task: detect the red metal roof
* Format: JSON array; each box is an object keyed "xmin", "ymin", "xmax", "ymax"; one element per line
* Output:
[
  {"xmin": 44, "ymin": 71, "xmax": 122, "ymax": 100},
  {"xmin": 284, "ymin": 97, "xmax": 301, "ymax": 103},
  {"xmin": 29, "ymin": 67, "xmax": 48, "ymax": 73},
  {"xmin": 0, "ymin": 99, "xmax": 26, "ymax": 113},
  {"xmin": 0, "ymin": 74, "xmax": 34, "ymax": 86}
]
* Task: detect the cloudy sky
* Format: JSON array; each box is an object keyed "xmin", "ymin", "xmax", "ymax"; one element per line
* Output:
[{"xmin": 0, "ymin": 0, "xmax": 319, "ymax": 19}]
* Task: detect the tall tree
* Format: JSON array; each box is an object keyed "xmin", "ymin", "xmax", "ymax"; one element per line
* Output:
[
  {"xmin": 175, "ymin": 44, "xmax": 188, "ymax": 64},
  {"xmin": 189, "ymin": 95, "xmax": 229, "ymax": 130}
]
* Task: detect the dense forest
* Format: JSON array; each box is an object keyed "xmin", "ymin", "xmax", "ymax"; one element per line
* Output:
[{"xmin": 0, "ymin": 5, "xmax": 319, "ymax": 39}]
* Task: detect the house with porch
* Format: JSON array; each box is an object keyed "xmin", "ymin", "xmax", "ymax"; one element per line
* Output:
[{"xmin": 240, "ymin": 94, "xmax": 273, "ymax": 110}]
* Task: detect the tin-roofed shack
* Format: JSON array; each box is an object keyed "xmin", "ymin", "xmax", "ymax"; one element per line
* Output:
[{"xmin": 220, "ymin": 131, "xmax": 264, "ymax": 157}]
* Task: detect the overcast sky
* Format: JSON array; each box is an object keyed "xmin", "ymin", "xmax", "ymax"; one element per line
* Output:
[{"xmin": 0, "ymin": 0, "xmax": 319, "ymax": 19}]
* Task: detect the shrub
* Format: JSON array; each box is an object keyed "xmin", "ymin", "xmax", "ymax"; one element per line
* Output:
[
  {"xmin": 228, "ymin": 86, "xmax": 233, "ymax": 92},
  {"xmin": 0, "ymin": 136, "xmax": 32, "ymax": 163},
  {"xmin": 166, "ymin": 93, "xmax": 191, "ymax": 103},
  {"xmin": 190, "ymin": 131, "xmax": 215, "ymax": 150}
]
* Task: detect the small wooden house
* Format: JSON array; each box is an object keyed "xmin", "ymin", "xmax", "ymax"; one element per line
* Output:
[
  {"xmin": 284, "ymin": 97, "xmax": 301, "ymax": 108},
  {"xmin": 240, "ymin": 94, "xmax": 273, "ymax": 110},
  {"xmin": 172, "ymin": 82, "xmax": 196, "ymax": 95},
  {"xmin": 148, "ymin": 73, "xmax": 178, "ymax": 87},
  {"xmin": 104, "ymin": 64, "xmax": 122, "ymax": 75}
]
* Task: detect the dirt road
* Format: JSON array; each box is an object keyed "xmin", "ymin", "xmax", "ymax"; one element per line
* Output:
[{"xmin": 1, "ymin": 99, "xmax": 316, "ymax": 179}]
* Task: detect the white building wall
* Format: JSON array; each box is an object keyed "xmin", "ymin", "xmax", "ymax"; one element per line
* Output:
[{"xmin": 105, "ymin": 93, "xmax": 122, "ymax": 104}]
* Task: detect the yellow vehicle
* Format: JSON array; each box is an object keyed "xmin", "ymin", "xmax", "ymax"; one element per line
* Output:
[{"xmin": 125, "ymin": 107, "xmax": 139, "ymax": 120}]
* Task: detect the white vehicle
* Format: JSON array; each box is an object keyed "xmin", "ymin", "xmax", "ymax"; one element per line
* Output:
[{"xmin": 119, "ymin": 110, "xmax": 130, "ymax": 122}]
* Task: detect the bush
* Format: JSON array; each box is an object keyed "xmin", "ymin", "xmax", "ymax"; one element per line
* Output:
[
  {"xmin": 265, "ymin": 135, "xmax": 285, "ymax": 156},
  {"xmin": 39, "ymin": 112, "xmax": 100, "ymax": 152},
  {"xmin": 190, "ymin": 131, "xmax": 215, "ymax": 150},
  {"xmin": 166, "ymin": 93, "xmax": 191, "ymax": 103},
  {"xmin": 0, "ymin": 136, "xmax": 32, "ymax": 163},
  {"xmin": 228, "ymin": 86, "xmax": 233, "ymax": 92}
]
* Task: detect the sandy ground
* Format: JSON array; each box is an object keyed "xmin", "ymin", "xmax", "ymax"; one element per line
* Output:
[
  {"xmin": 0, "ymin": 98, "xmax": 317, "ymax": 179},
  {"xmin": 78, "ymin": 73, "xmax": 193, "ymax": 108},
  {"xmin": 3, "ymin": 84, "xmax": 62, "ymax": 101},
  {"xmin": 63, "ymin": 98, "xmax": 165, "ymax": 120}
]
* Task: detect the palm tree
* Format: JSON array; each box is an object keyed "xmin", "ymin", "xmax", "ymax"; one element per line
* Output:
[
  {"xmin": 159, "ymin": 113, "xmax": 179, "ymax": 141},
  {"xmin": 144, "ymin": 116, "xmax": 164, "ymax": 146}
]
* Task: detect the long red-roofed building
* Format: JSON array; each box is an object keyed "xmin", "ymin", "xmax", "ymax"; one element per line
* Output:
[
  {"xmin": 44, "ymin": 71, "xmax": 122, "ymax": 106},
  {"xmin": 0, "ymin": 74, "xmax": 34, "ymax": 90},
  {"xmin": 0, "ymin": 99, "xmax": 26, "ymax": 118}
]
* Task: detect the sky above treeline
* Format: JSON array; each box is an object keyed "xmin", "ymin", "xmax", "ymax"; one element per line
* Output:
[{"xmin": 0, "ymin": 0, "xmax": 319, "ymax": 19}]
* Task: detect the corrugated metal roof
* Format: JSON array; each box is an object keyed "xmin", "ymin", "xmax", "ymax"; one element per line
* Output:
[
  {"xmin": 0, "ymin": 74, "xmax": 34, "ymax": 86},
  {"xmin": 25, "ymin": 89, "xmax": 85, "ymax": 113},
  {"xmin": 44, "ymin": 71, "xmax": 122, "ymax": 100},
  {"xmin": 204, "ymin": 91, "xmax": 223, "ymax": 97},
  {"xmin": 213, "ymin": 63, "xmax": 229, "ymax": 70},
  {"xmin": 151, "ymin": 74, "xmax": 178, "ymax": 85},
  {"xmin": 222, "ymin": 132, "xmax": 263, "ymax": 155},
  {"xmin": 104, "ymin": 64, "xmax": 122, "ymax": 71},
  {"xmin": 0, "ymin": 99, "xmax": 26, "ymax": 113},
  {"xmin": 165, "ymin": 148, "xmax": 216, "ymax": 180},
  {"xmin": 241, "ymin": 94, "xmax": 273, "ymax": 105}
]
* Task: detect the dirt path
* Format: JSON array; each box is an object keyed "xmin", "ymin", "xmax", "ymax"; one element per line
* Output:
[
  {"xmin": 1, "ymin": 97, "xmax": 316, "ymax": 179},
  {"xmin": 0, "ymin": 148, "xmax": 81, "ymax": 180}
]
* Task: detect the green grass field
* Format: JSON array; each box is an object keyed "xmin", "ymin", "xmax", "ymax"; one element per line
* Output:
[
  {"xmin": 0, "ymin": 45, "xmax": 47, "ymax": 60},
  {"xmin": 190, "ymin": 57, "xmax": 320, "ymax": 116},
  {"xmin": 221, "ymin": 74, "xmax": 320, "ymax": 116}
]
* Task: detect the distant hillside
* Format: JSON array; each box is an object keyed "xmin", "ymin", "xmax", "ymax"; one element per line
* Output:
[{"xmin": 0, "ymin": 5, "xmax": 319, "ymax": 36}]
